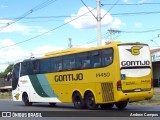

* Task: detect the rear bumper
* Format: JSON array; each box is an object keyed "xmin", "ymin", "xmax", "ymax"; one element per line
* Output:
[{"xmin": 115, "ymin": 89, "xmax": 153, "ymax": 102}]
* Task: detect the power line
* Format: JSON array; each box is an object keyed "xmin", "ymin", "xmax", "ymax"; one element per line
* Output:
[
  {"xmin": 1, "ymin": 1, "xmax": 160, "ymax": 49},
  {"xmin": 101, "ymin": 0, "xmax": 120, "ymax": 19},
  {"xmin": 102, "ymin": 3, "xmax": 160, "ymax": 6},
  {"xmin": 0, "ymin": 16, "xmax": 70, "ymax": 20},
  {"xmin": 121, "ymin": 29, "xmax": 160, "ymax": 33},
  {"xmin": 111, "ymin": 11, "xmax": 160, "ymax": 17},
  {"xmin": 1, "ymin": 10, "xmax": 160, "ymax": 22},
  {"xmin": 75, "ymin": 32, "xmax": 109, "ymax": 48},
  {"xmin": 151, "ymin": 40, "xmax": 160, "ymax": 47},
  {"xmin": 0, "ymin": 7, "xmax": 97, "ymax": 50},
  {"xmin": 80, "ymin": 0, "xmax": 97, "ymax": 19},
  {"xmin": 0, "ymin": 0, "xmax": 58, "ymax": 31},
  {"xmin": 143, "ymin": 34, "xmax": 160, "ymax": 43}
]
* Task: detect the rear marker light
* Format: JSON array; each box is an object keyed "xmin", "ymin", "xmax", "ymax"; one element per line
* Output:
[{"xmin": 117, "ymin": 80, "xmax": 122, "ymax": 91}]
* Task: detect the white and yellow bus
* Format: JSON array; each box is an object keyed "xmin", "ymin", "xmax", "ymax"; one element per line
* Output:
[{"xmin": 12, "ymin": 42, "xmax": 153, "ymax": 110}]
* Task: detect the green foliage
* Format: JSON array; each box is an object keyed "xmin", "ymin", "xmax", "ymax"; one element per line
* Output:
[
  {"xmin": 0, "ymin": 72, "xmax": 5, "ymax": 78},
  {"xmin": 0, "ymin": 64, "xmax": 13, "ymax": 78}
]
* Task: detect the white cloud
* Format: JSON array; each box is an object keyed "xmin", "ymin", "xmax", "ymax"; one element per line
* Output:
[
  {"xmin": 64, "ymin": 6, "xmax": 124, "ymax": 29},
  {"xmin": 33, "ymin": 45, "xmax": 64, "ymax": 57},
  {"xmin": 0, "ymin": 39, "xmax": 30, "ymax": 72},
  {"xmin": 110, "ymin": 18, "xmax": 126, "ymax": 29},
  {"xmin": 0, "ymin": 39, "xmax": 64, "ymax": 72},
  {"xmin": 0, "ymin": 20, "xmax": 49, "ymax": 35},
  {"xmin": 0, "ymin": 20, "xmax": 31, "ymax": 33}
]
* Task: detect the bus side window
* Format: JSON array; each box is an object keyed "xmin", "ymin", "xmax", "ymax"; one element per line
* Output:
[
  {"xmin": 29, "ymin": 60, "xmax": 40, "ymax": 74},
  {"xmin": 91, "ymin": 50, "xmax": 101, "ymax": 68},
  {"xmin": 102, "ymin": 48, "xmax": 113, "ymax": 66},
  {"xmin": 27, "ymin": 62, "xmax": 33, "ymax": 74},
  {"xmin": 53, "ymin": 57, "xmax": 62, "ymax": 72},
  {"xmin": 76, "ymin": 52, "xmax": 90, "ymax": 69},
  {"xmin": 63, "ymin": 55, "xmax": 75, "ymax": 70},
  {"xmin": 40, "ymin": 59, "xmax": 51, "ymax": 73}
]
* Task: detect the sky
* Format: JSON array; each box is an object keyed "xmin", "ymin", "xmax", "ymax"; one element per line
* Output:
[{"xmin": 0, "ymin": 0, "xmax": 160, "ymax": 72}]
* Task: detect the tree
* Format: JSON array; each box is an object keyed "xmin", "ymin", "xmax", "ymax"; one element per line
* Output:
[
  {"xmin": 0, "ymin": 64, "xmax": 13, "ymax": 78},
  {"xmin": 0, "ymin": 72, "xmax": 5, "ymax": 78}
]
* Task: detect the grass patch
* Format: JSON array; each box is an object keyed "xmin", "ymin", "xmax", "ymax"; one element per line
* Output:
[{"xmin": 0, "ymin": 92, "xmax": 12, "ymax": 100}]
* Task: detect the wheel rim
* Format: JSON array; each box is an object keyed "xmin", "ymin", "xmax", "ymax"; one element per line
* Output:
[
  {"xmin": 86, "ymin": 93, "xmax": 98, "ymax": 110},
  {"xmin": 87, "ymin": 96, "xmax": 94, "ymax": 107},
  {"xmin": 23, "ymin": 94, "xmax": 32, "ymax": 106},
  {"xmin": 73, "ymin": 93, "xmax": 85, "ymax": 109},
  {"xmin": 24, "ymin": 95, "xmax": 29, "ymax": 103}
]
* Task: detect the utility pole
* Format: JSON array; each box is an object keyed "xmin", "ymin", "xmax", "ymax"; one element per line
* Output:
[
  {"xmin": 97, "ymin": 0, "xmax": 102, "ymax": 46},
  {"xmin": 108, "ymin": 29, "xmax": 121, "ymax": 41}
]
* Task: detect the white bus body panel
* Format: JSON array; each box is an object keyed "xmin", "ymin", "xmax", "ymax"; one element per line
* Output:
[{"xmin": 12, "ymin": 76, "xmax": 61, "ymax": 103}]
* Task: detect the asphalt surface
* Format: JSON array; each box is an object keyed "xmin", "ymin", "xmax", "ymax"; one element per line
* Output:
[
  {"xmin": 0, "ymin": 100, "xmax": 159, "ymax": 119},
  {"xmin": 0, "ymin": 100, "xmax": 160, "ymax": 111}
]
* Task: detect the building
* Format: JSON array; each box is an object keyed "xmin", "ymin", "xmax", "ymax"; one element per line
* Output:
[{"xmin": 151, "ymin": 48, "xmax": 160, "ymax": 87}]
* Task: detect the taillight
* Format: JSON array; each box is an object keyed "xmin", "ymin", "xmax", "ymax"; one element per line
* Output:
[{"xmin": 117, "ymin": 80, "xmax": 122, "ymax": 91}]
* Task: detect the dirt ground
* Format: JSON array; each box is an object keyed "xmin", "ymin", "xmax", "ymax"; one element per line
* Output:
[{"xmin": 154, "ymin": 87, "xmax": 160, "ymax": 92}]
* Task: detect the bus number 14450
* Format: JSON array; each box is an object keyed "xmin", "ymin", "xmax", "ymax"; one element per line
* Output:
[{"xmin": 96, "ymin": 72, "xmax": 110, "ymax": 78}]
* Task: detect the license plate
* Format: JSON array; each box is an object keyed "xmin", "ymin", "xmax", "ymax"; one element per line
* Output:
[{"xmin": 134, "ymin": 88, "xmax": 141, "ymax": 92}]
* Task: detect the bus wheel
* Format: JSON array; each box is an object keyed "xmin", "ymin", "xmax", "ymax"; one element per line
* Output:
[
  {"xmin": 115, "ymin": 101, "xmax": 128, "ymax": 109},
  {"xmin": 49, "ymin": 103, "xmax": 56, "ymax": 106},
  {"xmin": 72, "ymin": 92, "xmax": 85, "ymax": 109},
  {"xmin": 22, "ymin": 93, "xmax": 32, "ymax": 106},
  {"xmin": 100, "ymin": 103, "xmax": 114, "ymax": 110},
  {"xmin": 85, "ymin": 92, "xmax": 98, "ymax": 110}
]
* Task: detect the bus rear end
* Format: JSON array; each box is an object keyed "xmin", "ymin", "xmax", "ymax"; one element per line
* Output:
[{"xmin": 117, "ymin": 43, "xmax": 153, "ymax": 103}]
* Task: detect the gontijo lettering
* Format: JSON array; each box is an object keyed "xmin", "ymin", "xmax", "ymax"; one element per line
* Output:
[
  {"xmin": 121, "ymin": 60, "xmax": 150, "ymax": 67},
  {"xmin": 54, "ymin": 73, "xmax": 83, "ymax": 82}
]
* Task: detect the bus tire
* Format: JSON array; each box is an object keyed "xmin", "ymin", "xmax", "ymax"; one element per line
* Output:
[
  {"xmin": 115, "ymin": 101, "xmax": 128, "ymax": 109},
  {"xmin": 85, "ymin": 92, "xmax": 98, "ymax": 110},
  {"xmin": 22, "ymin": 93, "xmax": 32, "ymax": 106},
  {"xmin": 100, "ymin": 103, "xmax": 114, "ymax": 110},
  {"xmin": 72, "ymin": 92, "xmax": 85, "ymax": 109}
]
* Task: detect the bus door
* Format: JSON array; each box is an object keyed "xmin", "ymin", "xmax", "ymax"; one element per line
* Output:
[{"xmin": 118, "ymin": 44, "xmax": 152, "ymax": 92}]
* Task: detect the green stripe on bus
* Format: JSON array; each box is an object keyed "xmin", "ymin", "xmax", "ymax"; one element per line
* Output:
[
  {"xmin": 29, "ymin": 75, "xmax": 49, "ymax": 97},
  {"xmin": 36, "ymin": 74, "xmax": 58, "ymax": 97}
]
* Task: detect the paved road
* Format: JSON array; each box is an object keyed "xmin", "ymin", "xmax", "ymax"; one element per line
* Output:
[
  {"xmin": 0, "ymin": 100, "xmax": 159, "ymax": 111},
  {"xmin": 0, "ymin": 100, "xmax": 159, "ymax": 119}
]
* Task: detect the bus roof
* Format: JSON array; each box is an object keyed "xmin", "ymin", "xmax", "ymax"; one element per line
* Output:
[
  {"xmin": 41, "ymin": 41, "xmax": 149, "ymax": 59},
  {"xmin": 42, "ymin": 41, "xmax": 121, "ymax": 58}
]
